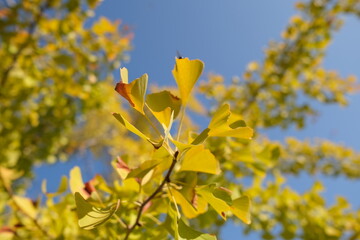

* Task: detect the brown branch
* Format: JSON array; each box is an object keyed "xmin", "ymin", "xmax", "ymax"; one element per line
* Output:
[
  {"xmin": 124, "ymin": 151, "xmax": 179, "ymax": 240},
  {"xmin": 0, "ymin": 1, "xmax": 49, "ymax": 89}
]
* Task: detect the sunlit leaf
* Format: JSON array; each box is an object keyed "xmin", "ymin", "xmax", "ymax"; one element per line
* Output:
[
  {"xmin": 42, "ymin": 175, "xmax": 68, "ymax": 197},
  {"xmin": 74, "ymin": 192, "xmax": 120, "ymax": 230},
  {"xmin": 0, "ymin": 167, "xmax": 22, "ymax": 190},
  {"xmin": 208, "ymin": 104, "xmax": 230, "ymax": 129},
  {"xmin": 179, "ymin": 145, "xmax": 220, "ymax": 175},
  {"xmin": 12, "ymin": 196, "xmax": 37, "ymax": 219},
  {"xmin": 115, "ymin": 71, "xmax": 148, "ymax": 114},
  {"xmin": 171, "ymin": 188, "xmax": 207, "ymax": 219},
  {"xmin": 92, "ymin": 17, "xmax": 117, "ymax": 35},
  {"xmin": 127, "ymin": 159, "xmax": 161, "ymax": 179},
  {"xmin": 112, "ymin": 156, "xmax": 130, "ymax": 180},
  {"xmin": 146, "ymin": 90, "xmax": 182, "ymax": 129},
  {"xmin": 178, "ymin": 219, "xmax": 217, "ymax": 240},
  {"xmin": 113, "ymin": 112, "xmax": 163, "ymax": 148},
  {"xmin": 172, "ymin": 58, "xmax": 204, "ymax": 104},
  {"xmin": 167, "ymin": 204, "xmax": 216, "ymax": 240},
  {"xmin": 196, "ymin": 185, "xmax": 230, "ymax": 220},
  {"xmin": 69, "ymin": 166, "xmax": 89, "ymax": 199},
  {"xmin": 231, "ymin": 196, "xmax": 251, "ymax": 224},
  {"xmin": 208, "ymin": 104, "xmax": 253, "ymax": 139}
]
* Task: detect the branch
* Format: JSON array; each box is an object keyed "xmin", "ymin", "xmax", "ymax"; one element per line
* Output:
[{"xmin": 124, "ymin": 151, "xmax": 179, "ymax": 240}]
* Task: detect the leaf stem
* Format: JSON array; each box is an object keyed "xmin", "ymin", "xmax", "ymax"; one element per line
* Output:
[
  {"xmin": 176, "ymin": 107, "xmax": 186, "ymax": 142},
  {"xmin": 123, "ymin": 151, "xmax": 179, "ymax": 240}
]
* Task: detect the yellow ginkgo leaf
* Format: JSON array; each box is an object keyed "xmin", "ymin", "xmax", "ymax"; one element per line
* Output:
[
  {"xmin": 209, "ymin": 104, "xmax": 252, "ymax": 138},
  {"xmin": 69, "ymin": 166, "xmax": 89, "ymax": 199},
  {"xmin": 172, "ymin": 57, "xmax": 204, "ymax": 104},
  {"xmin": 146, "ymin": 90, "xmax": 181, "ymax": 129},
  {"xmin": 115, "ymin": 69, "xmax": 148, "ymax": 114},
  {"xmin": 179, "ymin": 145, "xmax": 220, "ymax": 175},
  {"xmin": 92, "ymin": 17, "xmax": 117, "ymax": 35},
  {"xmin": 231, "ymin": 196, "xmax": 251, "ymax": 224},
  {"xmin": 171, "ymin": 188, "xmax": 207, "ymax": 219},
  {"xmin": 113, "ymin": 112, "xmax": 163, "ymax": 148},
  {"xmin": 196, "ymin": 185, "xmax": 230, "ymax": 220},
  {"xmin": 12, "ymin": 196, "xmax": 37, "ymax": 219}
]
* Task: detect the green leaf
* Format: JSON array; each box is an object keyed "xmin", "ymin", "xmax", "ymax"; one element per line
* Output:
[
  {"xmin": 178, "ymin": 219, "xmax": 217, "ymax": 240},
  {"xmin": 74, "ymin": 192, "xmax": 120, "ymax": 230},
  {"xmin": 146, "ymin": 90, "xmax": 182, "ymax": 129},
  {"xmin": 127, "ymin": 159, "xmax": 160, "ymax": 179},
  {"xmin": 167, "ymin": 204, "xmax": 216, "ymax": 240},
  {"xmin": 113, "ymin": 112, "xmax": 163, "ymax": 148},
  {"xmin": 172, "ymin": 57, "xmax": 204, "ymax": 104},
  {"xmin": 231, "ymin": 196, "xmax": 251, "ymax": 224},
  {"xmin": 115, "ymin": 70, "xmax": 148, "ymax": 114},
  {"xmin": 179, "ymin": 145, "xmax": 220, "ymax": 175}
]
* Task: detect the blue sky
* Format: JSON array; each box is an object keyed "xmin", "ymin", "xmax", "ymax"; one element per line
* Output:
[{"xmin": 31, "ymin": 1, "xmax": 360, "ymax": 239}]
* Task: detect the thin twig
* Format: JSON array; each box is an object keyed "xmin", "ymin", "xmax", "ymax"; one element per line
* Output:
[{"xmin": 123, "ymin": 151, "xmax": 179, "ymax": 240}]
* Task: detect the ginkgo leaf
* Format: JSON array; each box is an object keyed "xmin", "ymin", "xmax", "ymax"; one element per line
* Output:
[
  {"xmin": 208, "ymin": 104, "xmax": 230, "ymax": 129},
  {"xmin": 196, "ymin": 185, "xmax": 231, "ymax": 220},
  {"xmin": 92, "ymin": 17, "xmax": 117, "ymax": 35},
  {"xmin": 179, "ymin": 145, "xmax": 220, "ymax": 175},
  {"xmin": 112, "ymin": 156, "xmax": 131, "ymax": 180},
  {"xmin": 167, "ymin": 204, "xmax": 216, "ymax": 240},
  {"xmin": 146, "ymin": 90, "xmax": 182, "ymax": 129},
  {"xmin": 178, "ymin": 220, "xmax": 217, "ymax": 240},
  {"xmin": 192, "ymin": 104, "xmax": 253, "ymax": 145},
  {"xmin": 208, "ymin": 104, "xmax": 253, "ymax": 139},
  {"xmin": 127, "ymin": 159, "xmax": 161, "ymax": 179},
  {"xmin": 75, "ymin": 192, "xmax": 120, "ymax": 230},
  {"xmin": 231, "ymin": 196, "xmax": 251, "ymax": 224},
  {"xmin": 12, "ymin": 196, "xmax": 37, "ymax": 219},
  {"xmin": 172, "ymin": 57, "xmax": 204, "ymax": 104},
  {"xmin": 120, "ymin": 67, "xmax": 128, "ymax": 84},
  {"xmin": 42, "ymin": 175, "xmax": 68, "ymax": 197},
  {"xmin": 113, "ymin": 112, "xmax": 163, "ymax": 148},
  {"xmin": 115, "ymin": 71, "xmax": 148, "ymax": 114},
  {"xmin": 171, "ymin": 188, "xmax": 207, "ymax": 219},
  {"xmin": 69, "ymin": 166, "xmax": 89, "ymax": 199}
]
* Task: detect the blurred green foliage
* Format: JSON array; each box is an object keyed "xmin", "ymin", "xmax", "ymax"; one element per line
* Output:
[{"xmin": 0, "ymin": 0, "xmax": 131, "ymax": 175}]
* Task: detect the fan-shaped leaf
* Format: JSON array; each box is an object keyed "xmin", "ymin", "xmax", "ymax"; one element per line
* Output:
[
  {"xmin": 172, "ymin": 58, "xmax": 204, "ymax": 104},
  {"xmin": 75, "ymin": 192, "xmax": 120, "ymax": 230},
  {"xmin": 179, "ymin": 145, "xmax": 220, "ymax": 175}
]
